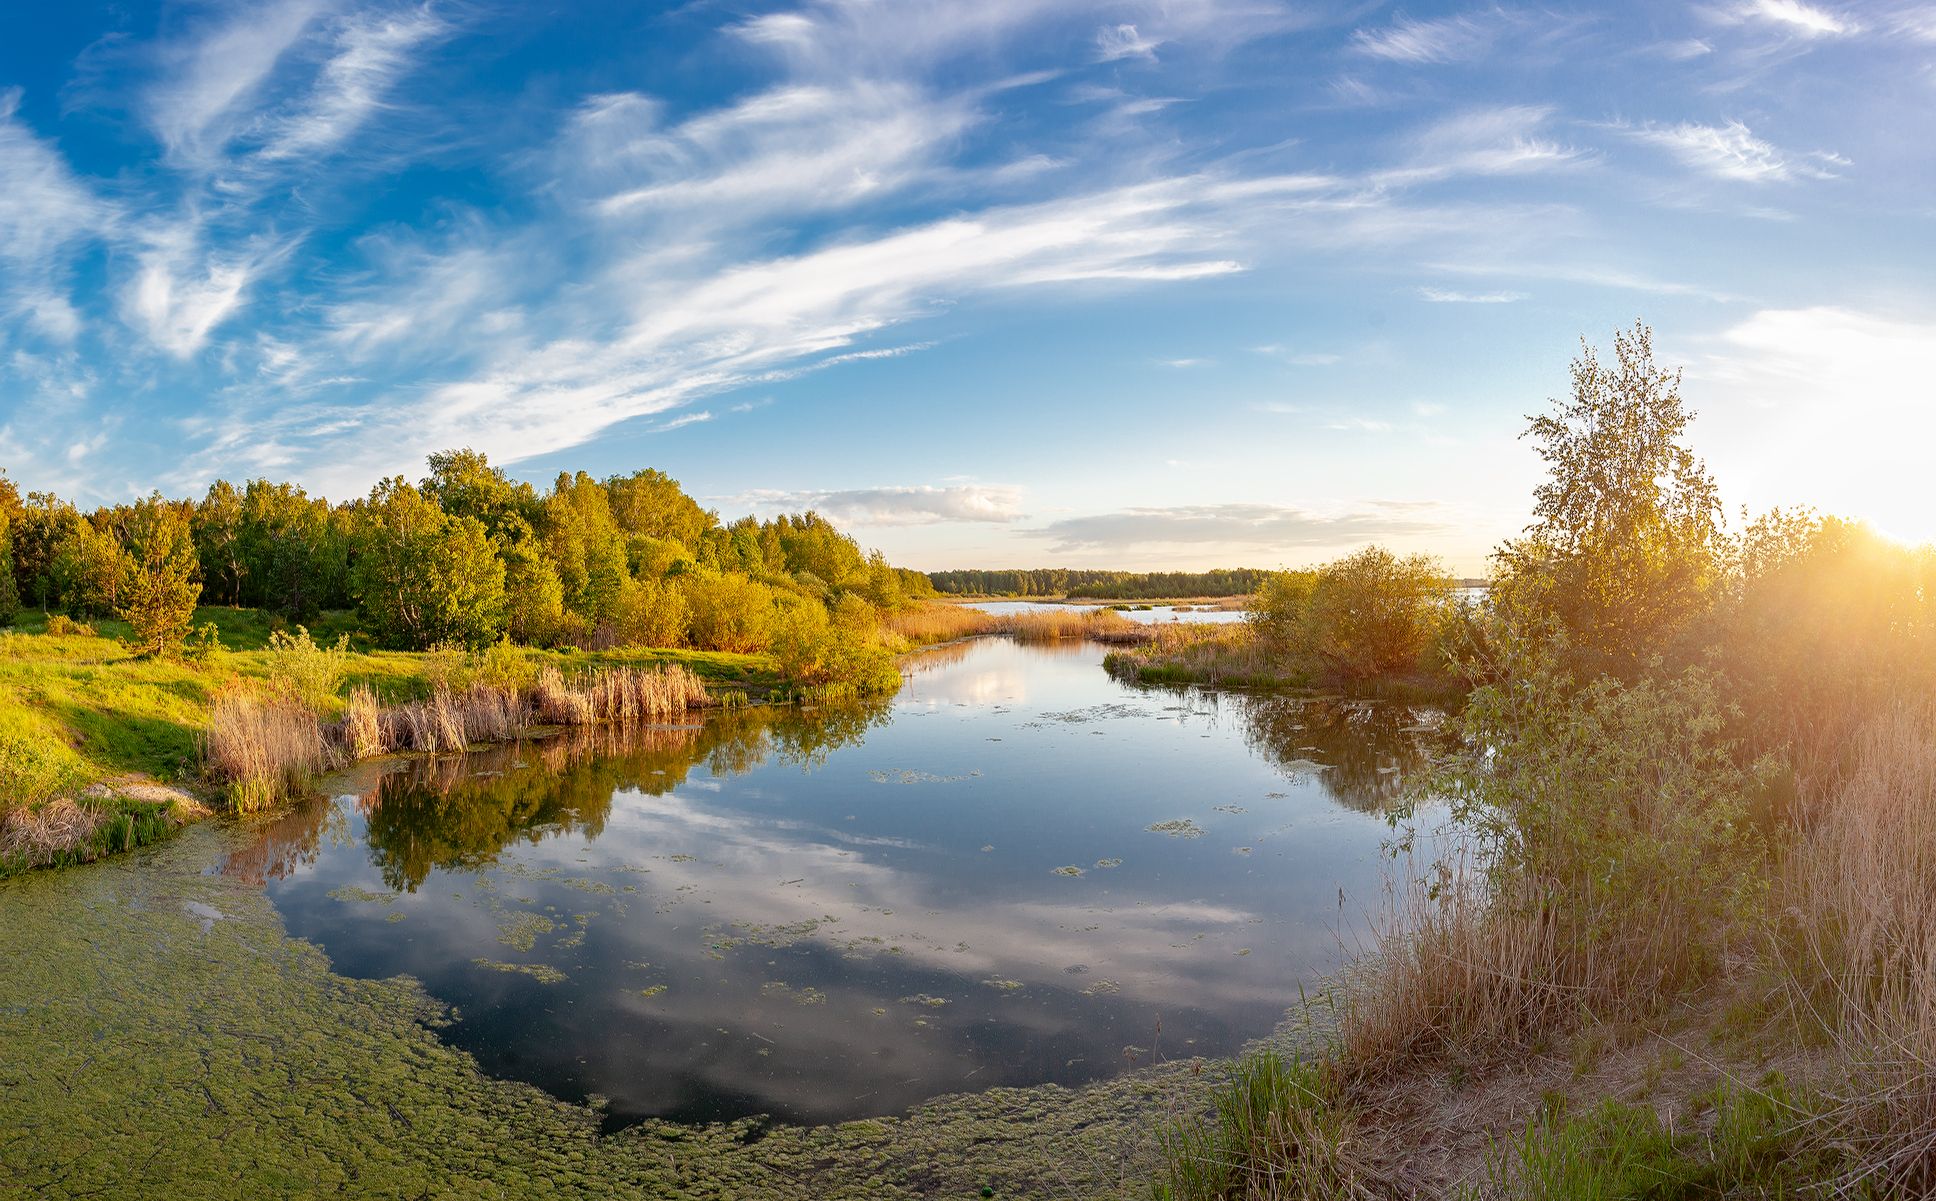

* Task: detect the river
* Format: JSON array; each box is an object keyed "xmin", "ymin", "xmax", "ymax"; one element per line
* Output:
[{"xmin": 223, "ymin": 636, "xmax": 1439, "ymax": 1129}]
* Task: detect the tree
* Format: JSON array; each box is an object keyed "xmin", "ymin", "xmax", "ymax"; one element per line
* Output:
[
  {"xmin": 117, "ymin": 495, "xmax": 203, "ymax": 657},
  {"xmin": 0, "ymin": 513, "xmax": 19, "ymax": 626},
  {"xmin": 51, "ymin": 519, "xmax": 129, "ymax": 618},
  {"xmin": 352, "ymin": 479, "xmax": 507, "ymax": 648},
  {"xmin": 1493, "ymin": 322, "xmax": 1726, "ymax": 680},
  {"xmin": 194, "ymin": 481, "xmax": 247, "ymax": 605}
]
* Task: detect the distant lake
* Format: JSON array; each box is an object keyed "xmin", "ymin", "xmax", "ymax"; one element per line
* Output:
[{"xmin": 230, "ymin": 638, "xmax": 1439, "ymax": 1128}]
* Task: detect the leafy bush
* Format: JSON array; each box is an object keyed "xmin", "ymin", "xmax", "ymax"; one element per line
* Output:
[
  {"xmin": 1248, "ymin": 547, "xmax": 1455, "ymax": 686},
  {"xmin": 43, "ymin": 614, "xmax": 95, "ymax": 637},
  {"xmin": 265, "ymin": 625, "xmax": 353, "ymax": 710}
]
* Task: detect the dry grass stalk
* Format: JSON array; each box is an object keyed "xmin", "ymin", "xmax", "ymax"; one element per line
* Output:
[
  {"xmin": 1105, "ymin": 623, "xmax": 1288, "ymax": 683},
  {"xmin": 343, "ymin": 685, "xmax": 384, "ymax": 759},
  {"xmin": 205, "ymin": 685, "xmax": 335, "ymax": 811},
  {"xmin": 1783, "ymin": 698, "xmax": 1936, "ymax": 1190},
  {"xmin": 0, "ymin": 797, "xmax": 108, "ymax": 862},
  {"xmin": 1340, "ymin": 851, "xmax": 1584, "ymax": 1075}
]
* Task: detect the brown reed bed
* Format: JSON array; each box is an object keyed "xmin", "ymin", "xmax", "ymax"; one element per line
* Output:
[
  {"xmin": 881, "ymin": 602, "xmax": 1004, "ymax": 647},
  {"xmin": 1778, "ymin": 698, "xmax": 1936, "ymax": 1191},
  {"xmin": 1103, "ymin": 621, "xmax": 1301, "ymax": 686},
  {"xmin": 205, "ymin": 663, "xmax": 712, "ymax": 811},
  {"xmin": 1002, "ymin": 607, "xmax": 1140, "ymax": 642}
]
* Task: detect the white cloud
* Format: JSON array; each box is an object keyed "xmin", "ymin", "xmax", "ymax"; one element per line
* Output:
[
  {"xmin": 1626, "ymin": 119, "xmax": 1833, "ymax": 183},
  {"xmin": 1382, "ymin": 106, "xmax": 1584, "ymax": 185},
  {"xmin": 1419, "ymin": 287, "xmax": 1526, "ymax": 302},
  {"xmin": 143, "ymin": 0, "xmax": 329, "ymax": 165},
  {"xmin": 1015, "ymin": 502, "xmax": 1461, "ymax": 554},
  {"xmin": 725, "ymin": 484, "xmax": 1030, "ymax": 526},
  {"xmin": 1742, "ymin": 0, "xmax": 1857, "ymax": 36},
  {"xmin": 1350, "ymin": 14, "xmax": 1493, "ymax": 63},
  {"xmin": 258, "ymin": 5, "xmax": 448, "ymax": 161},
  {"xmin": 1096, "ymin": 23, "xmax": 1160, "ymax": 61},
  {"xmin": 0, "ymin": 90, "xmax": 114, "ymax": 339}
]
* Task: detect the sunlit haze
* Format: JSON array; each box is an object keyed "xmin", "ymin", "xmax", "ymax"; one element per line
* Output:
[{"xmin": 4, "ymin": 1, "xmax": 1932, "ymax": 573}]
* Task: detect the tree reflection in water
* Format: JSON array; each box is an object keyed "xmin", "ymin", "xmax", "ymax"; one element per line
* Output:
[
  {"xmin": 220, "ymin": 699, "xmax": 892, "ymax": 893},
  {"xmin": 1146, "ymin": 688, "xmax": 1447, "ymax": 814}
]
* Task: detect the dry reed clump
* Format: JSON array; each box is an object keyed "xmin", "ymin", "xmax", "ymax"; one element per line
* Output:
[
  {"xmin": 1782, "ymin": 698, "xmax": 1936, "ymax": 1191},
  {"xmin": 204, "ymin": 684, "xmax": 336, "ymax": 812},
  {"xmin": 1003, "ymin": 607, "xmax": 1141, "ymax": 641},
  {"xmin": 205, "ymin": 663, "xmax": 708, "ymax": 803},
  {"xmin": 1105, "ymin": 623, "xmax": 1289, "ymax": 684},
  {"xmin": 531, "ymin": 663, "xmax": 708, "ymax": 726},
  {"xmin": 880, "ymin": 603, "xmax": 1003, "ymax": 647},
  {"xmin": 1339, "ymin": 848, "xmax": 1580, "ymax": 1074}
]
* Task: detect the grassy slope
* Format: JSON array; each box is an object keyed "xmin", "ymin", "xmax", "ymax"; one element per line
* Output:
[{"xmin": 0, "ymin": 607, "xmax": 779, "ymax": 788}]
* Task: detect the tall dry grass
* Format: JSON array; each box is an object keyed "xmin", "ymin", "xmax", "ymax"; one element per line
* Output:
[
  {"xmin": 205, "ymin": 684, "xmax": 336, "ymax": 811},
  {"xmin": 1105, "ymin": 622, "xmax": 1289, "ymax": 685},
  {"xmin": 1781, "ymin": 698, "xmax": 1936, "ymax": 1190},
  {"xmin": 205, "ymin": 664, "xmax": 710, "ymax": 808},
  {"xmin": 1004, "ymin": 607, "xmax": 1140, "ymax": 641},
  {"xmin": 880, "ymin": 603, "xmax": 1002, "ymax": 647}
]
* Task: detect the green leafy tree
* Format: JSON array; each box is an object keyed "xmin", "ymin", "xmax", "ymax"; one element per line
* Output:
[
  {"xmin": 352, "ymin": 478, "xmax": 507, "ymax": 648},
  {"xmin": 13, "ymin": 493, "xmax": 82, "ymax": 609},
  {"xmin": 604, "ymin": 467, "xmax": 717, "ymax": 549},
  {"xmin": 1493, "ymin": 322, "xmax": 1726, "ymax": 680},
  {"xmin": 51, "ymin": 518, "xmax": 130, "ymax": 618},
  {"xmin": 0, "ymin": 513, "xmax": 19, "ymax": 626},
  {"xmin": 194, "ymin": 480, "xmax": 247, "ymax": 605},
  {"xmin": 116, "ymin": 494, "xmax": 203, "ymax": 657}
]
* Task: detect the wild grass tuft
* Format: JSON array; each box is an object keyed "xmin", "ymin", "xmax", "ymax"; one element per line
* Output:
[{"xmin": 1156, "ymin": 1050, "xmax": 1372, "ymax": 1200}]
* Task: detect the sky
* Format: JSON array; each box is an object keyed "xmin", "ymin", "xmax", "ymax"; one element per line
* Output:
[{"xmin": 1, "ymin": 0, "xmax": 1932, "ymax": 574}]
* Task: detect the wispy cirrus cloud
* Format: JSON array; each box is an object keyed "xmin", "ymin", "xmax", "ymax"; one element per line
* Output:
[
  {"xmin": 1624, "ymin": 119, "xmax": 1836, "ymax": 182},
  {"xmin": 1350, "ymin": 13, "xmax": 1496, "ymax": 64},
  {"xmin": 723, "ymin": 484, "xmax": 1030, "ymax": 526}
]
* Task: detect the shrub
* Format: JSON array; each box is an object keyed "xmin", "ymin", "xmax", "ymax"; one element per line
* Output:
[
  {"xmin": 265, "ymin": 625, "xmax": 353, "ymax": 710},
  {"xmin": 1248, "ymin": 548, "xmax": 1454, "ymax": 686},
  {"xmin": 44, "ymin": 614, "xmax": 95, "ymax": 637},
  {"xmin": 1354, "ymin": 626, "xmax": 1764, "ymax": 1067}
]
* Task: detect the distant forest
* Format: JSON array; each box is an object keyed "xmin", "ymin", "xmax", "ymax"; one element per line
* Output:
[{"xmin": 925, "ymin": 568, "xmax": 1270, "ymax": 599}]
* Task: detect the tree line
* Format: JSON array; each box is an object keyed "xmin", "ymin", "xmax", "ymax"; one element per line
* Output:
[
  {"xmin": 926, "ymin": 567, "xmax": 1269, "ymax": 599},
  {"xmin": 0, "ymin": 452, "xmax": 934, "ymax": 686}
]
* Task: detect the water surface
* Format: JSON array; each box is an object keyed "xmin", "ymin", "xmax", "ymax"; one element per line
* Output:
[{"xmin": 232, "ymin": 637, "xmax": 1437, "ymax": 1126}]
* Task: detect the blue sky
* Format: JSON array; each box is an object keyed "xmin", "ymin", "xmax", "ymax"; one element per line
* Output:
[{"xmin": 2, "ymin": 0, "xmax": 1932, "ymax": 572}]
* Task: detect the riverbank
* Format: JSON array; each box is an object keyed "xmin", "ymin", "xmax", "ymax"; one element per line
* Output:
[{"xmin": 0, "ymin": 608, "xmax": 779, "ymax": 872}]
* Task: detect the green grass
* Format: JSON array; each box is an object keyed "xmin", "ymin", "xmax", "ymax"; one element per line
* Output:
[
  {"xmin": 0, "ymin": 607, "xmax": 784, "ymax": 787},
  {"xmin": 1498, "ymin": 1076, "xmax": 1835, "ymax": 1199}
]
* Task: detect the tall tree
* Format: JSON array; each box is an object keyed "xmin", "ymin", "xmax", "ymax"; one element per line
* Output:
[
  {"xmin": 1492, "ymin": 322, "xmax": 1726, "ymax": 680},
  {"xmin": 118, "ymin": 494, "xmax": 202, "ymax": 658}
]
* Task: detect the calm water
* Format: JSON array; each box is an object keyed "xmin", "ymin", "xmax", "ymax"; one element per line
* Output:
[{"xmin": 225, "ymin": 638, "xmax": 1438, "ymax": 1127}]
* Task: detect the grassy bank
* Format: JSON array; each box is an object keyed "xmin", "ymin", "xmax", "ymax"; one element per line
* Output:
[{"xmin": 0, "ymin": 606, "xmax": 780, "ymax": 871}]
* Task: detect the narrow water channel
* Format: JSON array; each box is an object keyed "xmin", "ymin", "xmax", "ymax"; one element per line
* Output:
[{"xmin": 223, "ymin": 638, "xmax": 1439, "ymax": 1127}]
